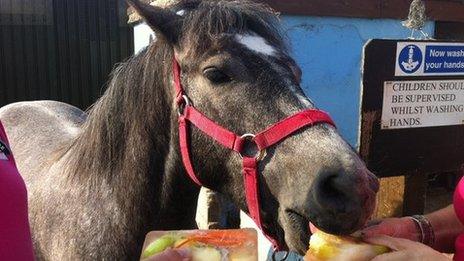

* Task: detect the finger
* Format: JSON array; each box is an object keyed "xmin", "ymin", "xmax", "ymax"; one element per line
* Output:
[
  {"xmin": 371, "ymin": 251, "xmax": 410, "ymax": 261},
  {"xmin": 361, "ymin": 224, "xmax": 396, "ymax": 238},
  {"xmin": 364, "ymin": 236, "xmax": 418, "ymax": 251},
  {"xmin": 365, "ymin": 219, "xmax": 383, "ymax": 228},
  {"xmin": 362, "ymin": 220, "xmax": 420, "ymax": 242},
  {"xmin": 309, "ymin": 222, "xmax": 318, "ymax": 234}
]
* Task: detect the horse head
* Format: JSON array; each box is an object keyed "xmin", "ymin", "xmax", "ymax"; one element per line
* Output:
[{"xmin": 128, "ymin": 0, "xmax": 379, "ymax": 254}]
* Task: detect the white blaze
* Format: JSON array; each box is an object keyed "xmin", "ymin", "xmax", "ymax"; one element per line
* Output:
[
  {"xmin": 236, "ymin": 33, "xmax": 313, "ymax": 110},
  {"xmin": 235, "ymin": 33, "xmax": 277, "ymax": 56}
]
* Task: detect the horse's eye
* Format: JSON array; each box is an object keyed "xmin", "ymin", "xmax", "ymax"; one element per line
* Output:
[{"xmin": 203, "ymin": 67, "xmax": 231, "ymax": 84}]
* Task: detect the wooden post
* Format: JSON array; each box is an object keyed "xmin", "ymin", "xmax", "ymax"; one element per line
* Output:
[
  {"xmin": 374, "ymin": 176, "xmax": 405, "ymax": 219},
  {"xmin": 403, "ymin": 172, "xmax": 427, "ymax": 216}
]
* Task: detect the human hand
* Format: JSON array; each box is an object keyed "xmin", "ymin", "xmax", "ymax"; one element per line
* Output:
[
  {"xmin": 145, "ymin": 248, "xmax": 191, "ymax": 261},
  {"xmin": 360, "ymin": 217, "xmax": 420, "ymax": 242},
  {"xmin": 364, "ymin": 236, "xmax": 450, "ymax": 261}
]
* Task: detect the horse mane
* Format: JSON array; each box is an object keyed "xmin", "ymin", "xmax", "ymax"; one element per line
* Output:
[
  {"xmin": 61, "ymin": 0, "xmax": 286, "ymax": 182},
  {"xmin": 62, "ymin": 42, "xmax": 174, "ymax": 182}
]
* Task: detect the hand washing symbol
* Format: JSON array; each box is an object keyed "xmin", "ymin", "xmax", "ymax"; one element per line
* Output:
[
  {"xmin": 399, "ymin": 44, "xmax": 422, "ymax": 74},
  {"xmin": 402, "ymin": 46, "xmax": 420, "ymax": 71}
]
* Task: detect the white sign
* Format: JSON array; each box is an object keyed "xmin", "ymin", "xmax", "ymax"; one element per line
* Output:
[
  {"xmin": 381, "ymin": 80, "xmax": 464, "ymax": 129},
  {"xmin": 395, "ymin": 42, "xmax": 464, "ymax": 77}
]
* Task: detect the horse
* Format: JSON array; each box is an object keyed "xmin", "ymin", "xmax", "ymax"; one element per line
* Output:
[{"xmin": 0, "ymin": 0, "xmax": 379, "ymax": 260}]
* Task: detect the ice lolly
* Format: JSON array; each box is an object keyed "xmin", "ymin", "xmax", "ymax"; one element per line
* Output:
[
  {"xmin": 304, "ymin": 230, "xmax": 390, "ymax": 261},
  {"xmin": 140, "ymin": 229, "xmax": 258, "ymax": 261}
]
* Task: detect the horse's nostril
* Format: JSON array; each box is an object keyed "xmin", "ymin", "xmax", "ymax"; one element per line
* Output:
[{"xmin": 312, "ymin": 171, "xmax": 353, "ymax": 213}]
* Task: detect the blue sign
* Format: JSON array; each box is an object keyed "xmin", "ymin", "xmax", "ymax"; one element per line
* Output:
[
  {"xmin": 398, "ymin": 45, "xmax": 423, "ymax": 74},
  {"xmin": 395, "ymin": 42, "xmax": 464, "ymax": 76},
  {"xmin": 424, "ymin": 45, "xmax": 464, "ymax": 73}
]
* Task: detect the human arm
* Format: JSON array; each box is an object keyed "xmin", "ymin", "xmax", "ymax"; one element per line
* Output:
[{"xmin": 361, "ymin": 205, "xmax": 464, "ymax": 252}]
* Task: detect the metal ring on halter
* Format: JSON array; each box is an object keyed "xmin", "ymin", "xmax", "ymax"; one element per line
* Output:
[
  {"xmin": 177, "ymin": 95, "xmax": 191, "ymax": 116},
  {"xmin": 239, "ymin": 133, "xmax": 266, "ymax": 161},
  {"xmin": 272, "ymin": 251, "xmax": 290, "ymax": 261}
]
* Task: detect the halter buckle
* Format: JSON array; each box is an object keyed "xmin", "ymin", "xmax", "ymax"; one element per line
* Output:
[
  {"xmin": 239, "ymin": 134, "xmax": 266, "ymax": 161},
  {"xmin": 177, "ymin": 95, "xmax": 191, "ymax": 116}
]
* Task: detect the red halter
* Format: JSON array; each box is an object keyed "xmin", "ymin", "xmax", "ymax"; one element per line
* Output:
[{"xmin": 173, "ymin": 58, "xmax": 335, "ymax": 250}]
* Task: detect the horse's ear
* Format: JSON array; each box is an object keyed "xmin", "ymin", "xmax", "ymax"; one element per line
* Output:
[{"xmin": 127, "ymin": 0, "xmax": 181, "ymax": 45}]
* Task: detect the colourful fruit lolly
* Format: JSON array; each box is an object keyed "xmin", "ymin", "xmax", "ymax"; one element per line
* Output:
[{"xmin": 140, "ymin": 229, "xmax": 258, "ymax": 261}]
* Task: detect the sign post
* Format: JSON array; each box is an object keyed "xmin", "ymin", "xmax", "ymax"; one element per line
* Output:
[{"xmin": 360, "ymin": 39, "xmax": 464, "ymax": 215}]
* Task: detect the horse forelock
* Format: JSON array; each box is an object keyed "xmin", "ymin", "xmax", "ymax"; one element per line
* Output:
[{"xmin": 171, "ymin": 0, "xmax": 288, "ymax": 57}]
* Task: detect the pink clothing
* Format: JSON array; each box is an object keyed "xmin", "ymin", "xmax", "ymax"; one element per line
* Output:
[
  {"xmin": 0, "ymin": 122, "xmax": 34, "ymax": 260},
  {"xmin": 454, "ymin": 177, "xmax": 464, "ymax": 261}
]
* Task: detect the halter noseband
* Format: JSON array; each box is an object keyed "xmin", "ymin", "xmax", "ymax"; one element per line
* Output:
[{"xmin": 173, "ymin": 57, "xmax": 335, "ymax": 251}]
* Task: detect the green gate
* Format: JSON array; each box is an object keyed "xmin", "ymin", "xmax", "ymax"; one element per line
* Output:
[{"xmin": 0, "ymin": 0, "xmax": 134, "ymax": 110}]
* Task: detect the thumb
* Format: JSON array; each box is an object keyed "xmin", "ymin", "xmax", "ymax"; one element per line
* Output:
[{"xmin": 361, "ymin": 224, "xmax": 395, "ymax": 238}]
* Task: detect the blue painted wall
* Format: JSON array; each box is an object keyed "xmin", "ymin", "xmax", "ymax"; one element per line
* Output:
[{"xmin": 282, "ymin": 16, "xmax": 435, "ymax": 147}]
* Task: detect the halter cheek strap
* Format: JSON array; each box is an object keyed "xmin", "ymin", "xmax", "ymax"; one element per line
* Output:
[{"xmin": 173, "ymin": 57, "xmax": 335, "ymax": 251}]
